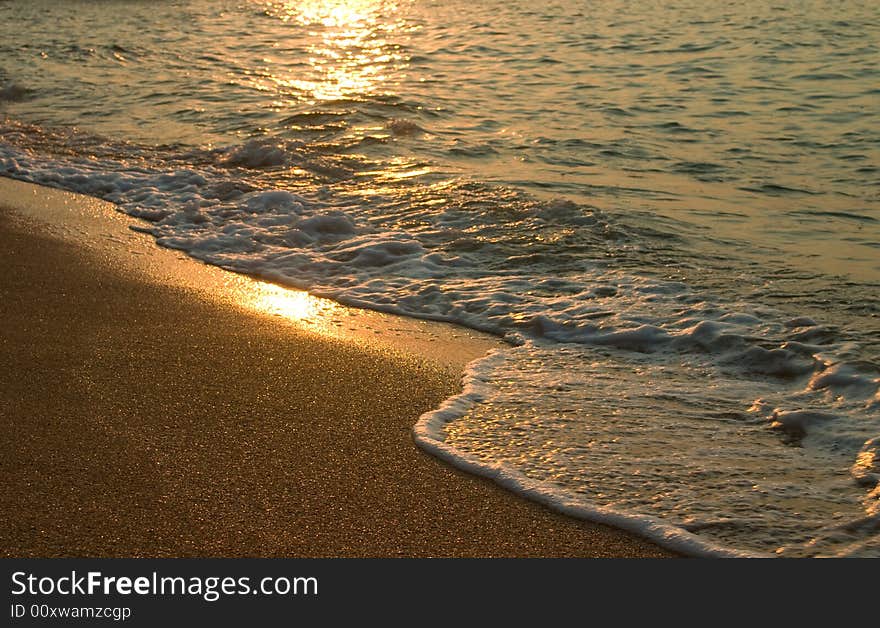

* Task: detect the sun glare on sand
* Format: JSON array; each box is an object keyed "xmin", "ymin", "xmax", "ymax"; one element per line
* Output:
[{"xmin": 246, "ymin": 281, "xmax": 342, "ymax": 324}]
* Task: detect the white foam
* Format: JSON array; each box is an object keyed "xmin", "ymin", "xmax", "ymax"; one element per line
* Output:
[
  {"xmin": 2, "ymin": 136, "xmax": 879, "ymax": 556},
  {"xmin": 769, "ymin": 409, "xmax": 839, "ymax": 437},
  {"xmin": 414, "ymin": 351, "xmax": 764, "ymax": 558},
  {"xmin": 420, "ymin": 342, "xmax": 880, "ymax": 557}
]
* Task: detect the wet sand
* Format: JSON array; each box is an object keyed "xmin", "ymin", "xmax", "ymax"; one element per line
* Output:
[{"xmin": 0, "ymin": 181, "xmax": 673, "ymax": 557}]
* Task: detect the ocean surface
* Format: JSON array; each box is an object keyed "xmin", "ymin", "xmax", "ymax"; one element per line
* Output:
[{"xmin": 1, "ymin": 0, "xmax": 878, "ymax": 556}]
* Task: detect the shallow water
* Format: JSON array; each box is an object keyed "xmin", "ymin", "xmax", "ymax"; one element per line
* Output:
[{"xmin": 1, "ymin": 0, "xmax": 879, "ymax": 556}]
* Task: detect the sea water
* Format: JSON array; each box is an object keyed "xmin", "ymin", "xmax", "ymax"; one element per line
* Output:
[{"xmin": 1, "ymin": 0, "xmax": 878, "ymax": 556}]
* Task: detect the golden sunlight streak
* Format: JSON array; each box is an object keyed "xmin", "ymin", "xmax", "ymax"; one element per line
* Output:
[
  {"xmin": 245, "ymin": 280, "xmax": 341, "ymax": 324},
  {"xmin": 223, "ymin": 275, "xmax": 347, "ymax": 335},
  {"xmin": 261, "ymin": 0, "xmax": 408, "ymax": 102}
]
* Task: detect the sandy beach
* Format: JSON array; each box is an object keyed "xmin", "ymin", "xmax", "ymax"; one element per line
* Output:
[{"xmin": 0, "ymin": 179, "xmax": 672, "ymax": 557}]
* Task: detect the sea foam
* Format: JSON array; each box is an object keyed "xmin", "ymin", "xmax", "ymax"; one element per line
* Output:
[{"xmin": 2, "ymin": 131, "xmax": 878, "ymax": 556}]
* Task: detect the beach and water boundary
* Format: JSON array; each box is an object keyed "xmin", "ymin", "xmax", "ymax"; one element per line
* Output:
[
  {"xmin": 2, "ymin": 0, "xmax": 877, "ymax": 558},
  {"xmin": 0, "ymin": 177, "xmax": 674, "ymax": 557}
]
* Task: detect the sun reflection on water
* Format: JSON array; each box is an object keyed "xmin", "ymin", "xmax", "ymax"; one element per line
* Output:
[{"xmin": 259, "ymin": 0, "xmax": 410, "ymax": 102}]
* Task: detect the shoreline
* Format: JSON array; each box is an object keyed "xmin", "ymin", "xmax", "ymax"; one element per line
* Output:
[
  {"xmin": 0, "ymin": 177, "xmax": 674, "ymax": 557},
  {"xmin": 0, "ymin": 177, "xmax": 500, "ymax": 371}
]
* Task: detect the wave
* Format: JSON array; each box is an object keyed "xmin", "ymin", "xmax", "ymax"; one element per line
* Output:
[
  {"xmin": 2, "ymin": 123, "xmax": 878, "ymax": 556},
  {"xmin": 414, "ymin": 350, "xmax": 763, "ymax": 558}
]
